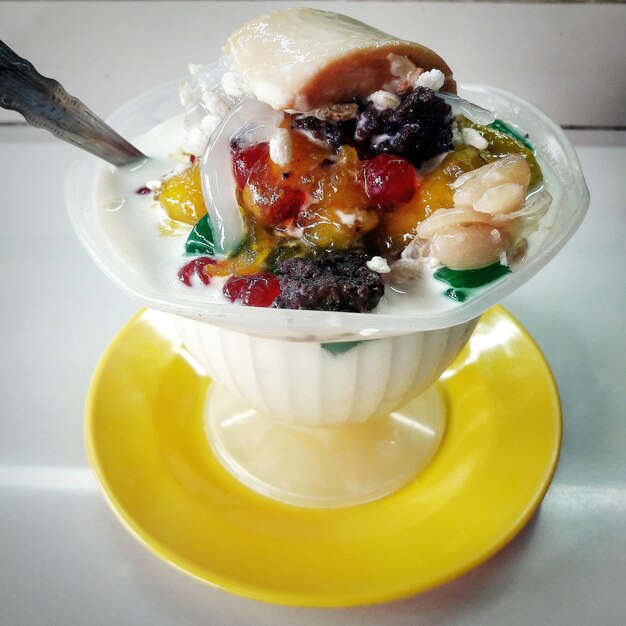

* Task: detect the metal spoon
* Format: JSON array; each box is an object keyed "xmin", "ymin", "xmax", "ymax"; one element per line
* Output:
[{"xmin": 0, "ymin": 39, "xmax": 145, "ymax": 166}]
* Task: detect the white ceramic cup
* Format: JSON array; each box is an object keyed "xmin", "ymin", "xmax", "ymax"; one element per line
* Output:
[
  {"xmin": 173, "ymin": 315, "xmax": 478, "ymax": 426},
  {"xmin": 170, "ymin": 315, "xmax": 478, "ymax": 507}
]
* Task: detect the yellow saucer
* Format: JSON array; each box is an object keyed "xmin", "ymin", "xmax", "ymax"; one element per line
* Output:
[{"xmin": 86, "ymin": 306, "xmax": 561, "ymax": 607}]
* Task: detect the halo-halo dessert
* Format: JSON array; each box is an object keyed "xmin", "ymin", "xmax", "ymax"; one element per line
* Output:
[{"xmin": 67, "ymin": 8, "xmax": 588, "ymax": 507}]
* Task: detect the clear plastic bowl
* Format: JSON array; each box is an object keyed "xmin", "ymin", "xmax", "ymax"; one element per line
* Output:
[{"xmin": 65, "ymin": 81, "xmax": 589, "ymax": 341}]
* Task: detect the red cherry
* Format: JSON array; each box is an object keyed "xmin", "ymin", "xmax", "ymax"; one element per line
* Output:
[
  {"xmin": 363, "ymin": 154, "xmax": 417, "ymax": 210},
  {"xmin": 177, "ymin": 257, "xmax": 214, "ymax": 286},
  {"xmin": 232, "ymin": 143, "xmax": 270, "ymax": 189},
  {"xmin": 223, "ymin": 273, "xmax": 281, "ymax": 307}
]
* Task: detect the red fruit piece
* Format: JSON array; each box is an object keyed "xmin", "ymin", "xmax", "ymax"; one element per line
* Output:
[
  {"xmin": 232, "ymin": 143, "xmax": 270, "ymax": 189},
  {"xmin": 177, "ymin": 257, "xmax": 214, "ymax": 286},
  {"xmin": 136, "ymin": 186, "xmax": 151, "ymax": 195},
  {"xmin": 245, "ymin": 152, "xmax": 306, "ymax": 227},
  {"xmin": 363, "ymin": 154, "xmax": 417, "ymax": 210},
  {"xmin": 223, "ymin": 273, "xmax": 281, "ymax": 307},
  {"xmin": 267, "ymin": 187, "xmax": 306, "ymax": 226}
]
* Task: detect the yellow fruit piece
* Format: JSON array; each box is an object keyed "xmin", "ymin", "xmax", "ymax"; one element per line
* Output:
[
  {"xmin": 416, "ymin": 147, "xmax": 486, "ymax": 216},
  {"xmin": 457, "ymin": 117, "xmax": 542, "ymax": 186},
  {"xmin": 204, "ymin": 221, "xmax": 274, "ymax": 277},
  {"xmin": 266, "ymin": 239, "xmax": 309, "ymax": 269},
  {"xmin": 156, "ymin": 162, "xmax": 207, "ymax": 225},
  {"xmin": 296, "ymin": 146, "xmax": 378, "ymax": 250},
  {"xmin": 306, "ymin": 145, "xmax": 365, "ymax": 205},
  {"xmin": 376, "ymin": 191, "xmax": 427, "ymax": 253},
  {"xmin": 298, "ymin": 204, "xmax": 379, "ymax": 251},
  {"xmin": 375, "ymin": 147, "xmax": 485, "ymax": 254},
  {"xmin": 288, "ymin": 129, "xmax": 333, "ymax": 175}
]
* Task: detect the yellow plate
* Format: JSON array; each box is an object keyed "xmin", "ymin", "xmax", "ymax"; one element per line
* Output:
[{"xmin": 86, "ymin": 306, "xmax": 561, "ymax": 607}]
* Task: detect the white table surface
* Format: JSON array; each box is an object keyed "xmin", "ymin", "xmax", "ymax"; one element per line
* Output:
[
  {"xmin": 1, "ymin": 131, "xmax": 625, "ymax": 626},
  {"xmin": 0, "ymin": 41, "xmax": 625, "ymax": 617}
]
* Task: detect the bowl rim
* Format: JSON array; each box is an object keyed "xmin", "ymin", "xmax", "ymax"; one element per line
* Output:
[{"xmin": 65, "ymin": 81, "xmax": 590, "ymax": 339}]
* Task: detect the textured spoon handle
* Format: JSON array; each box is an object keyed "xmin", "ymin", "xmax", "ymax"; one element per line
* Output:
[{"xmin": 0, "ymin": 39, "xmax": 145, "ymax": 166}]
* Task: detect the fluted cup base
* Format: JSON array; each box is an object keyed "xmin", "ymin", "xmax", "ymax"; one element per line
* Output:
[
  {"xmin": 172, "ymin": 314, "xmax": 479, "ymax": 507},
  {"xmin": 205, "ymin": 381, "xmax": 446, "ymax": 508}
]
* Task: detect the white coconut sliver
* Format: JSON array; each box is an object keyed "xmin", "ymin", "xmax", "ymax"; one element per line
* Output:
[
  {"xmin": 473, "ymin": 183, "xmax": 526, "ymax": 215},
  {"xmin": 200, "ymin": 98, "xmax": 284, "ymax": 257},
  {"xmin": 417, "ymin": 207, "xmax": 495, "ymax": 239},
  {"xmin": 416, "ymin": 187, "xmax": 552, "ymax": 268}
]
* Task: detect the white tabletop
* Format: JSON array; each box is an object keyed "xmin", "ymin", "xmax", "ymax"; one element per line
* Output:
[
  {"xmin": 1, "ymin": 130, "xmax": 625, "ymax": 625},
  {"xmin": 1, "ymin": 0, "xmax": 625, "ymax": 618}
]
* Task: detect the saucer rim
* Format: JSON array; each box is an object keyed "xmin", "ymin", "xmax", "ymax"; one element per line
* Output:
[{"xmin": 85, "ymin": 305, "xmax": 561, "ymax": 607}]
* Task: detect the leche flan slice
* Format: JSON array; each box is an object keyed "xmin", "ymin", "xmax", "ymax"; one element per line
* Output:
[{"xmin": 223, "ymin": 7, "xmax": 456, "ymax": 111}]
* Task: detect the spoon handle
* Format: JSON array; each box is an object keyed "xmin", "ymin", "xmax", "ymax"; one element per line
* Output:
[{"xmin": 0, "ymin": 39, "xmax": 145, "ymax": 166}]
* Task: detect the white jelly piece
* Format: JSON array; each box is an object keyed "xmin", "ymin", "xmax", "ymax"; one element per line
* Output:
[{"xmin": 200, "ymin": 99, "xmax": 283, "ymax": 257}]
